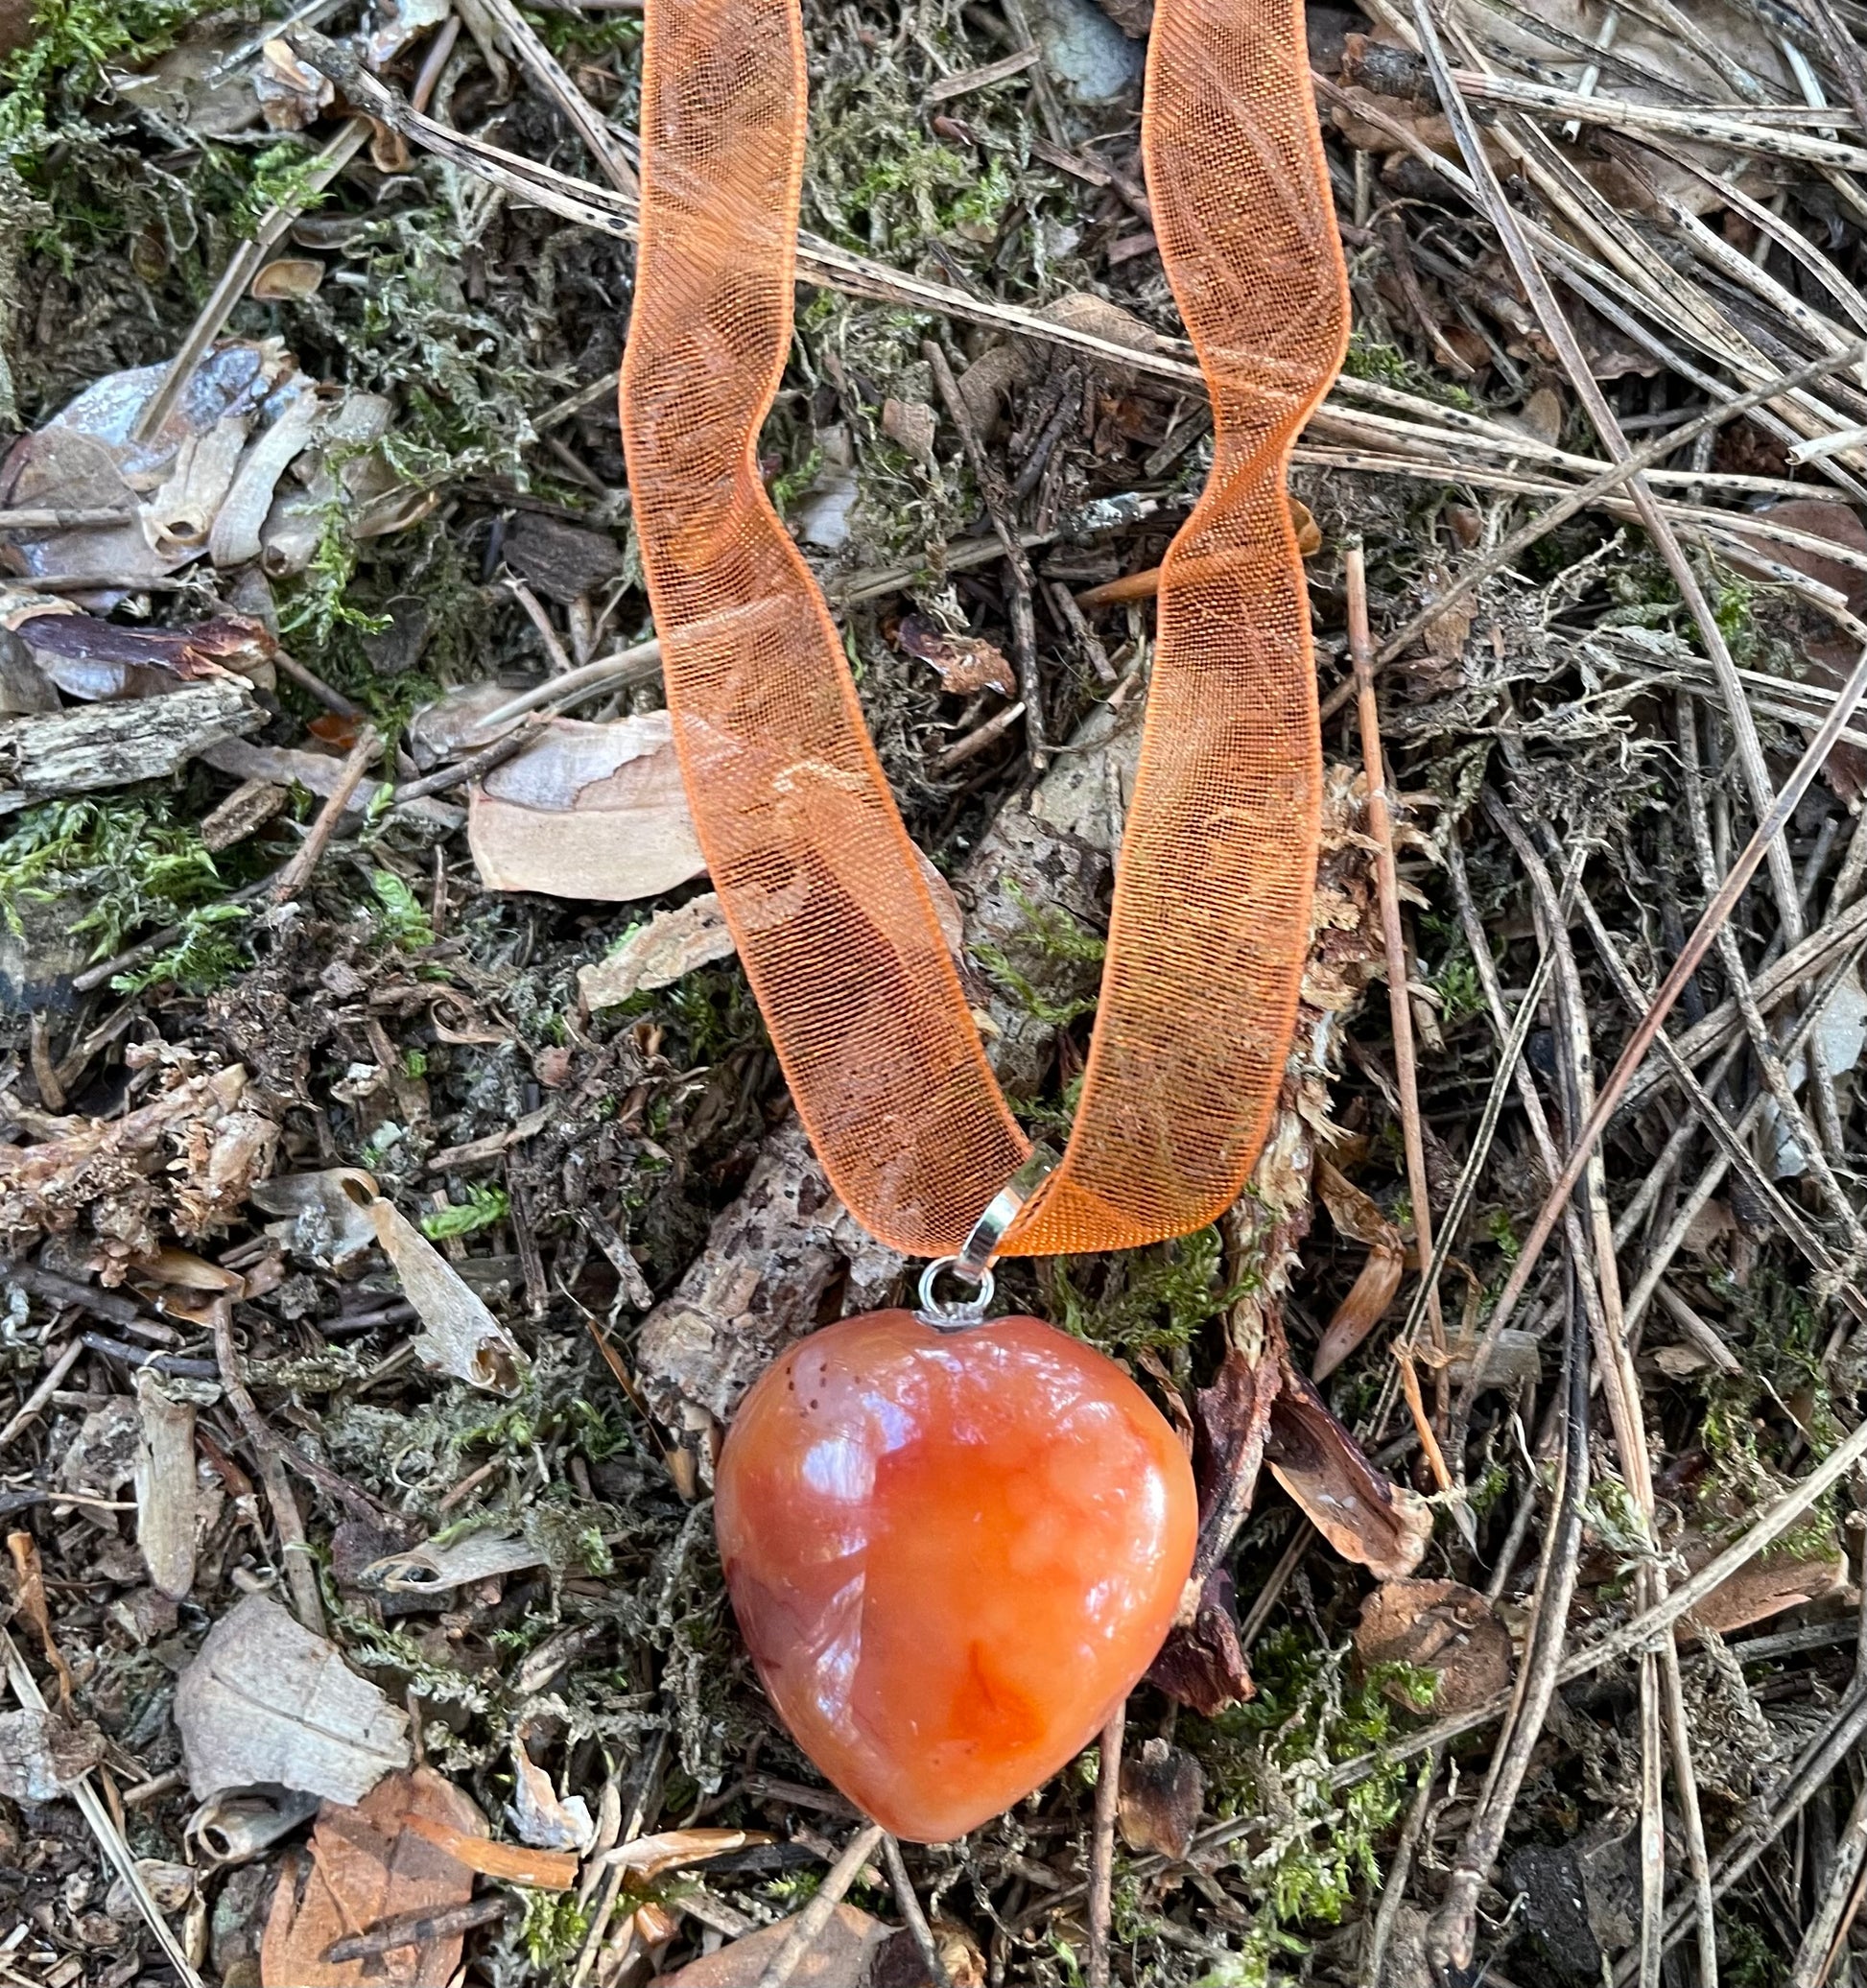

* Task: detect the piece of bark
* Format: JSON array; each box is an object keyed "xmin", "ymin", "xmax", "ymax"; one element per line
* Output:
[
  {"xmin": 0, "ymin": 677, "xmax": 262, "ymax": 811},
  {"xmin": 505, "ymin": 511, "xmax": 626, "ymax": 604},
  {"xmin": 579, "ymin": 893, "xmax": 738, "ymax": 1010},
  {"xmin": 175, "ymin": 1592, "xmax": 412, "ymax": 1803},
  {"xmin": 133, "ymin": 1366, "xmax": 198, "ymax": 1599},
  {"xmin": 260, "ymin": 1766, "xmax": 484, "ymax": 1988}
]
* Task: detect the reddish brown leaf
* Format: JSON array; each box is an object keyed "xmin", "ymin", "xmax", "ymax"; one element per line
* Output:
[
  {"xmin": 261, "ymin": 1767, "xmax": 484, "ymax": 1987},
  {"xmin": 1354, "ymin": 1578, "xmax": 1513, "ymax": 1716}
]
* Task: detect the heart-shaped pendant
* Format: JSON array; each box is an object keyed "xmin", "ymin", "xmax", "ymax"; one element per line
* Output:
[{"xmin": 716, "ymin": 1309, "xmax": 1197, "ymax": 1842}]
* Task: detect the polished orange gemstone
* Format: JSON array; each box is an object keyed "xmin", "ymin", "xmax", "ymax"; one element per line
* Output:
[{"xmin": 715, "ymin": 1310, "xmax": 1198, "ymax": 1842}]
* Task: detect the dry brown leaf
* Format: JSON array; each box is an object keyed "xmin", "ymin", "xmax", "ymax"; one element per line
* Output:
[
  {"xmin": 399, "ymin": 1811, "xmax": 579, "ymax": 1888},
  {"xmin": 0, "ymin": 1706, "xmax": 104, "ymax": 1801},
  {"xmin": 11, "ymin": 610, "xmax": 272, "ymax": 703},
  {"xmin": 579, "ymin": 893, "xmax": 738, "ymax": 1011},
  {"xmin": 894, "ymin": 614, "xmax": 1017, "ymax": 697},
  {"xmin": 349, "ymin": 1179, "xmax": 525, "ymax": 1395},
  {"xmin": 1265, "ymin": 1362, "xmax": 1432, "ymax": 1581},
  {"xmin": 650, "ymin": 1904, "xmax": 893, "ymax": 1985},
  {"xmin": 260, "ymin": 1767, "xmax": 484, "ymax": 1988},
  {"xmin": 1681, "ymin": 1531, "xmax": 1851, "ymax": 1638},
  {"xmin": 175, "ymin": 1592, "xmax": 412, "ymax": 1804},
  {"xmin": 1117, "ymin": 1738, "xmax": 1204, "ymax": 1859},
  {"xmin": 467, "ymin": 712, "xmax": 706, "ymax": 901},
  {"xmin": 1312, "ymin": 1160, "xmax": 1405, "ymax": 1380},
  {"xmin": 1354, "ymin": 1578, "xmax": 1513, "ymax": 1716}
]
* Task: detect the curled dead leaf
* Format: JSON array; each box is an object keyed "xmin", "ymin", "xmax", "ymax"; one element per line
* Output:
[
  {"xmin": 894, "ymin": 613, "xmax": 1017, "ymax": 697},
  {"xmin": 1312, "ymin": 1160, "xmax": 1405, "ymax": 1380},
  {"xmin": 1117, "ymin": 1737, "xmax": 1204, "ymax": 1859},
  {"xmin": 1265, "ymin": 1363, "xmax": 1432, "ymax": 1581},
  {"xmin": 344, "ymin": 1176, "xmax": 525, "ymax": 1395}
]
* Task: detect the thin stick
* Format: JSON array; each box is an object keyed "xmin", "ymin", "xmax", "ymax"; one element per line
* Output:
[
  {"xmin": 1347, "ymin": 548, "xmax": 1446, "ymax": 1423},
  {"xmin": 1660, "ymin": 1637, "xmax": 1718, "ymax": 1988},
  {"xmin": 210, "ymin": 1298, "xmax": 327, "ymax": 1635},
  {"xmin": 1375, "ymin": 337, "xmax": 1867, "ymax": 663},
  {"xmin": 0, "ymin": 1337, "xmax": 83, "ymax": 1453},
  {"xmin": 881, "ymin": 1834, "xmax": 952, "ymax": 1988},
  {"xmin": 924, "ymin": 340, "xmax": 1046, "ymax": 768},
  {"xmin": 1087, "ymin": 1704, "xmax": 1124, "ymax": 1988},
  {"xmin": 1359, "ymin": 1749, "xmax": 1441, "ymax": 1988},
  {"xmin": 1450, "ymin": 637, "xmax": 1867, "ymax": 1418},
  {"xmin": 753, "ymin": 1823, "xmax": 886, "ymax": 1988},
  {"xmin": 1416, "ymin": 6, "xmax": 1808, "ymax": 958},
  {"xmin": 1429, "ymin": 1263, "xmax": 1590, "ymax": 1973},
  {"xmin": 272, "ymin": 728, "xmax": 381, "ymax": 905}
]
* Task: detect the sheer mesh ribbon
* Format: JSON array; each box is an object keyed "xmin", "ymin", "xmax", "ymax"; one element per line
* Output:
[{"xmin": 621, "ymin": 0, "xmax": 1347, "ymax": 1256}]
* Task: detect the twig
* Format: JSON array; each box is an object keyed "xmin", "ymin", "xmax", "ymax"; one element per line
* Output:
[
  {"xmin": 1449, "ymin": 636, "xmax": 1867, "ymax": 1417},
  {"xmin": 1660, "ymin": 1636, "xmax": 1718, "ymax": 1988},
  {"xmin": 753, "ymin": 1822, "xmax": 886, "ymax": 1988},
  {"xmin": 78, "ymin": 1334, "xmax": 218, "ymax": 1381},
  {"xmin": 0, "ymin": 1337, "xmax": 83, "ymax": 1453},
  {"xmin": 272, "ymin": 727, "xmax": 381, "ymax": 905},
  {"xmin": 1347, "ymin": 547, "xmax": 1447, "ymax": 1432},
  {"xmin": 1413, "ymin": 2, "xmax": 1808, "ymax": 949},
  {"xmin": 1359, "ymin": 1749, "xmax": 1441, "ymax": 1988},
  {"xmin": 937, "ymin": 699, "xmax": 1027, "ymax": 772},
  {"xmin": 881, "ymin": 1835, "xmax": 952, "ymax": 1988},
  {"xmin": 1087, "ymin": 1704, "xmax": 1123, "ymax": 1988},
  {"xmin": 923, "ymin": 340, "xmax": 1046, "ymax": 769},
  {"xmin": 475, "ymin": 0, "xmax": 638, "ymax": 193},
  {"xmin": 1430, "ymin": 1264, "xmax": 1589, "ymax": 1971},
  {"xmin": 325, "ymin": 1895, "xmax": 512, "ymax": 1963},
  {"xmin": 1375, "ymin": 337, "xmax": 1867, "ymax": 663},
  {"xmin": 210, "ymin": 1298, "xmax": 326, "ymax": 1635}
]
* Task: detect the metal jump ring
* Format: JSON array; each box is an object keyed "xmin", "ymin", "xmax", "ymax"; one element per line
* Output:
[{"xmin": 916, "ymin": 1257, "xmax": 996, "ymax": 1332}]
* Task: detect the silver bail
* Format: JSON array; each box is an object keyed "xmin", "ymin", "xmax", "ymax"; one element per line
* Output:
[{"xmin": 915, "ymin": 1145, "xmax": 1059, "ymax": 1331}]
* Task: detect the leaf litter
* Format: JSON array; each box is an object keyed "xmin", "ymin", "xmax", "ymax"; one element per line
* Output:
[{"xmin": 11, "ymin": 0, "xmax": 1867, "ymax": 1982}]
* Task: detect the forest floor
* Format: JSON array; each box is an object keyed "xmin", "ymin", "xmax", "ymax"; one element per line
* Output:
[{"xmin": 7, "ymin": 0, "xmax": 1867, "ymax": 1983}]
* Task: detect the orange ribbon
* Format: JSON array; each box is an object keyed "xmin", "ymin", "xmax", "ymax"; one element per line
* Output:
[{"xmin": 621, "ymin": 0, "xmax": 1346, "ymax": 1257}]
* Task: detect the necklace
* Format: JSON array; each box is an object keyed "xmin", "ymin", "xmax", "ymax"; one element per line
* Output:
[{"xmin": 621, "ymin": 0, "xmax": 1347, "ymax": 1842}]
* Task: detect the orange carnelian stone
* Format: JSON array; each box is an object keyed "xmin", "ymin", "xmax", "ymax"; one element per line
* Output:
[{"xmin": 716, "ymin": 1310, "xmax": 1197, "ymax": 1842}]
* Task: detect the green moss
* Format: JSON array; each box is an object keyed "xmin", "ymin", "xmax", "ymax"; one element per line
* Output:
[
  {"xmin": 369, "ymin": 868, "xmax": 437, "ymax": 950},
  {"xmin": 522, "ymin": 1891, "xmax": 590, "ymax": 1971},
  {"xmin": 0, "ymin": 792, "xmax": 257, "ymax": 984},
  {"xmin": 973, "ymin": 881, "xmax": 1107, "ymax": 1028},
  {"xmin": 421, "ymin": 1184, "xmax": 510, "ymax": 1241},
  {"xmin": 1053, "ymin": 1226, "xmax": 1238, "ymax": 1358},
  {"xmin": 0, "ymin": 0, "xmax": 217, "ymax": 156},
  {"xmin": 1184, "ymin": 1627, "xmax": 1414, "ymax": 1942},
  {"xmin": 1341, "ymin": 328, "xmax": 1476, "ymax": 412}
]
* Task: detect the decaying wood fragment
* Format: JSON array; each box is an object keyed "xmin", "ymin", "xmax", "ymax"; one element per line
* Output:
[{"xmin": 0, "ymin": 676, "xmax": 261, "ymax": 813}]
